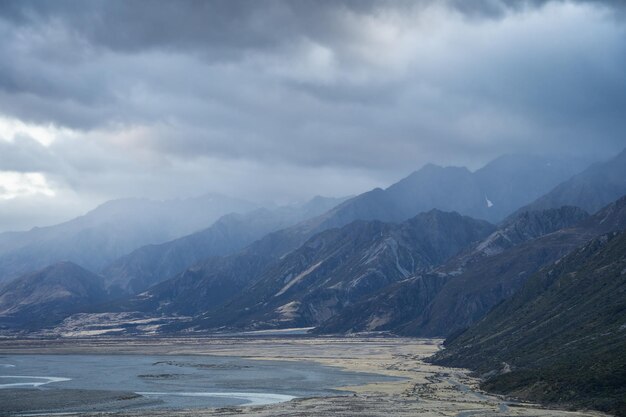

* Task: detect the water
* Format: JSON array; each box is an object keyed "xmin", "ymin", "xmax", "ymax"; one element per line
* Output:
[{"xmin": 0, "ymin": 354, "xmax": 400, "ymax": 411}]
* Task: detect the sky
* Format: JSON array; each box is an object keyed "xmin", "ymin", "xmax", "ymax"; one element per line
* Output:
[{"xmin": 0, "ymin": 0, "xmax": 625, "ymax": 232}]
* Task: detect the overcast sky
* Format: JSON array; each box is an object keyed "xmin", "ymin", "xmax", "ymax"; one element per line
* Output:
[{"xmin": 0, "ymin": 0, "xmax": 625, "ymax": 232}]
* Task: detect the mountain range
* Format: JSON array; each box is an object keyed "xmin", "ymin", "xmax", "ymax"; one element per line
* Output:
[
  {"xmin": 319, "ymin": 195, "xmax": 626, "ymax": 337},
  {"xmin": 308, "ymin": 154, "xmax": 586, "ymax": 230},
  {"xmin": 2, "ymin": 149, "xmax": 626, "ymax": 416},
  {"xmin": 0, "ymin": 194, "xmax": 257, "ymax": 284},
  {"xmin": 108, "ymin": 153, "xmax": 594, "ymax": 303},
  {"xmin": 0, "ymin": 153, "xmax": 597, "ymax": 290},
  {"xmin": 189, "ymin": 210, "xmax": 494, "ymax": 331},
  {"xmin": 102, "ymin": 196, "xmax": 346, "ymax": 295}
]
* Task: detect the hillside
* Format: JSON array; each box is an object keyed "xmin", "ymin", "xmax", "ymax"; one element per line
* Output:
[
  {"xmin": 433, "ymin": 231, "xmax": 626, "ymax": 416},
  {"xmin": 399, "ymin": 194, "xmax": 626, "ymax": 337},
  {"xmin": 316, "ymin": 205, "xmax": 590, "ymax": 334},
  {"xmin": 0, "ymin": 153, "xmax": 608, "ymax": 335},
  {"xmin": 189, "ymin": 210, "xmax": 494, "ymax": 330},
  {"xmin": 0, "ymin": 262, "xmax": 108, "ymax": 330}
]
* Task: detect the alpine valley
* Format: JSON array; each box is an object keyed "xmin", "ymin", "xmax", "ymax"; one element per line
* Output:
[{"xmin": 2, "ymin": 150, "xmax": 626, "ymax": 416}]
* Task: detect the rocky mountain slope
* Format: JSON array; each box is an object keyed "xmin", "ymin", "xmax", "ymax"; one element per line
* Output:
[
  {"xmin": 0, "ymin": 194, "xmax": 257, "ymax": 284},
  {"xmin": 316, "ymin": 205, "xmax": 590, "ymax": 334},
  {"xmin": 443, "ymin": 205, "xmax": 590, "ymax": 270},
  {"xmin": 433, "ymin": 231, "xmax": 626, "ymax": 416},
  {"xmin": 113, "ymin": 224, "xmax": 321, "ymax": 317},
  {"xmin": 86, "ymin": 196, "xmax": 625, "ymax": 336},
  {"xmin": 318, "ymin": 196, "xmax": 626, "ymax": 336},
  {"xmin": 113, "ymin": 210, "xmax": 492, "ymax": 329},
  {"xmin": 0, "ymin": 152, "xmax": 606, "ymax": 335},
  {"xmin": 101, "ymin": 154, "xmax": 575, "ymax": 323},
  {"xmin": 398, "ymin": 194, "xmax": 626, "ymax": 337},
  {"xmin": 0, "ymin": 262, "xmax": 108, "ymax": 330},
  {"xmin": 102, "ymin": 196, "xmax": 345, "ymax": 295},
  {"xmin": 128, "ymin": 154, "xmax": 585, "ymax": 320},
  {"xmin": 187, "ymin": 210, "xmax": 494, "ymax": 330}
]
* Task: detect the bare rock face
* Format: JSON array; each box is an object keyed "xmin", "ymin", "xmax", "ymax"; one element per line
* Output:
[
  {"xmin": 317, "ymin": 197, "xmax": 625, "ymax": 336},
  {"xmin": 444, "ymin": 205, "xmax": 590, "ymax": 270},
  {"xmin": 397, "ymin": 195, "xmax": 626, "ymax": 337},
  {"xmin": 187, "ymin": 210, "xmax": 494, "ymax": 331}
]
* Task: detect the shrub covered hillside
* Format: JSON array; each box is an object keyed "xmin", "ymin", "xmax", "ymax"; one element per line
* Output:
[{"xmin": 433, "ymin": 231, "xmax": 626, "ymax": 416}]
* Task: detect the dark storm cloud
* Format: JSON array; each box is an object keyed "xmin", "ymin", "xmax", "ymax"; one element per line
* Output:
[
  {"xmin": 0, "ymin": 0, "xmax": 363, "ymax": 57},
  {"xmin": 0, "ymin": 0, "xmax": 625, "ymax": 230},
  {"xmin": 0, "ymin": 1, "xmax": 579, "ymax": 60}
]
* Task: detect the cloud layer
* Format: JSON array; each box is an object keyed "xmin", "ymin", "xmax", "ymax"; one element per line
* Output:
[{"xmin": 0, "ymin": 0, "xmax": 625, "ymax": 231}]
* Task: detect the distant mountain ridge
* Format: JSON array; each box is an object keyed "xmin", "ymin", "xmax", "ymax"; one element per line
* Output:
[
  {"xmin": 0, "ymin": 153, "xmax": 588, "ymax": 288},
  {"xmin": 56, "ymin": 153, "xmax": 609, "ymax": 334},
  {"xmin": 512, "ymin": 147, "xmax": 626, "ymax": 216},
  {"xmin": 311, "ymin": 154, "xmax": 587, "ymax": 230},
  {"xmin": 0, "ymin": 194, "xmax": 258, "ymax": 284},
  {"xmin": 102, "ymin": 196, "xmax": 347, "ymax": 295}
]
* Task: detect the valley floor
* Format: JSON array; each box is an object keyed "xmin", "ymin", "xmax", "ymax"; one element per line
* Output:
[{"xmin": 0, "ymin": 336, "xmax": 610, "ymax": 417}]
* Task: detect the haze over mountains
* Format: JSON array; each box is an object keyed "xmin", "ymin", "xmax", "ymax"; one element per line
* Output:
[
  {"xmin": 0, "ymin": 194, "xmax": 257, "ymax": 284},
  {"xmin": 0, "ymin": 151, "xmax": 624, "ymax": 343},
  {"xmin": 2, "ymin": 2, "xmax": 625, "ymax": 415},
  {"xmin": 102, "ymin": 196, "xmax": 346, "ymax": 295},
  {"xmin": 2, "ymin": 148, "xmax": 626, "ymax": 413},
  {"xmin": 514, "ymin": 148, "xmax": 626, "ymax": 215},
  {"xmin": 1, "ymin": 150, "xmax": 626, "ymax": 334},
  {"xmin": 310, "ymin": 154, "xmax": 587, "ymax": 229}
]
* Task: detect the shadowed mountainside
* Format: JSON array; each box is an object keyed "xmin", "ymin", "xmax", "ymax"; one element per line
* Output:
[
  {"xmin": 397, "ymin": 194, "xmax": 626, "ymax": 337},
  {"xmin": 317, "ymin": 195, "xmax": 626, "ymax": 336},
  {"xmin": 0, "ymin": 262, "xmax": 108, "ymax": 330},
  {"xmin": 123, "ymin": 210, "xmax": 493, "ymax": 330},
  {"xmin": 433, "ymin": 231, "xmax": 626, "ymax": 416},
  {"xmin": 315, "ymin": 205, "xmax": 591, "ymax": 334},
  {"xmin": 187, "ymin": 210, "xmax": 495, "ymax": 330}
]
